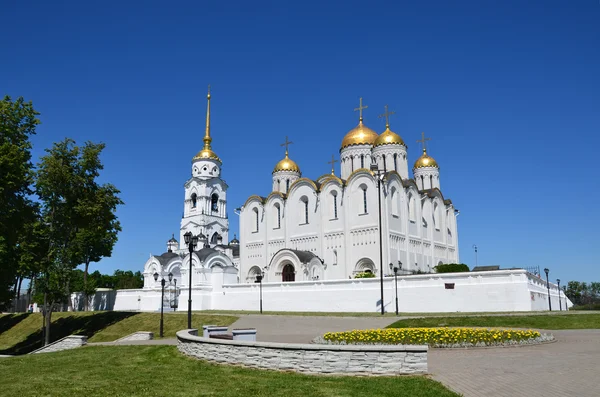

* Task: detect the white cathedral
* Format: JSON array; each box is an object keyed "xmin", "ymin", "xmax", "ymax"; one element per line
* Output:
[{"xmin": 142, "ymin": 91, "xmax": 459, "ymax": 291}]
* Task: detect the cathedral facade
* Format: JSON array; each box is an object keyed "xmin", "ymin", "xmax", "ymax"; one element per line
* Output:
[{"xmin": 239, "ymin": 100, "xmax": 459, "ymax": 283}]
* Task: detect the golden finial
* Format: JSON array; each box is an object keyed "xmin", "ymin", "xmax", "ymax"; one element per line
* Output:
[
  {"xmin": 416, "ymin": 131, "xmax": 431, "ymax": 153},
  {"xmin": 280, "ymin": 136, "xmax": 293, "ymax": 157},
  {"xmin": 203, "ymin": 85, "xmax": 212, "ymax": 150},
  {"xmin": 354, "ymin": 97, "xmax": 368, "ymax": 123},
  {"xmin": 327, "ymin": 155, "xmax": 338, "ymax": 175},
  {"xmin": 378, "ymin": 104, "xmax": 396, "ymax": 129}
]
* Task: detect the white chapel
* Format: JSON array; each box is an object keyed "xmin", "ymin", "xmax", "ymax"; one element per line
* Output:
[{"xmin": 239, "ymin": 99, "xmax": 459, "ymax": 283}]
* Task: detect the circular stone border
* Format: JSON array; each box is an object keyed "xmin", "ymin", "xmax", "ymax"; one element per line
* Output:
[{"xmin": 312, "ymin": 329, "xmax": 555, "ymax": 349}]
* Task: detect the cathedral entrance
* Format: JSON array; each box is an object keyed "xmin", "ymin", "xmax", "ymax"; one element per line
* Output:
[{"xmin": 282, "ymin": 264, "xmax": 295, "ymax": 282}]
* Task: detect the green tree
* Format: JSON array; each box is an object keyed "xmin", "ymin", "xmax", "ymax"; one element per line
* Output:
[
  {"xmin": 0, "ymin": 96, "xmax": 40, "ymax": 309},
  {"xmin": 434, "ymin": 263, "xmax": 470, "ymax": 273}
]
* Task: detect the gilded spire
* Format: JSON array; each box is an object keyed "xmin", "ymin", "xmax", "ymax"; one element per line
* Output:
[
  {"xmin": 280, "ymin": 136, "xmax": 293, "ymax": 157},
  {"xmin": 273, "ymin": 136, "xmax": 300, "ymax": 173},
  {"xmin": 354, "ymin": 97, "xmax": 368, "ymax": 123},
  {"xmin": 327, "ymin": 155, "xmax": 338, "ymax": 175},
  {"xmin": 416, "ymin": 131, "xmax": 431, "ymax": 154},
  {"xmin": 192, "ymin": 85, "xmax": 221, "ymax": 162},
  {"xmin": 203, "ymin": 85, "xmax": 212, "ymax": 150},
  {"xmin": 379, "ymin": 104, "xmax": 396, "ymax": 129}
]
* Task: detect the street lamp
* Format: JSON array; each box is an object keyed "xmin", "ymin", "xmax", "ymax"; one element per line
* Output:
[
  {"xmin": 170, "ymin": 278, "xmax": 178, "ymax": 311},
  {"xmin": 153, "ymin": 271, "xmax": 173, "ymax": 337},
  {"xmin": 557, "ymin": 279, "xmax": 562, "ymax": 311},
  {"xmin": 544, "ymin": 268, "xmax": 551, "ymax": 311},
  {"xmin": 393, "ymin": 265, "xmax": 400, "ymax": 315},
  {"xmin": 370, "ymin": 161, "xmax": 385, "ymax": 315},
  {"xmin": 472, "ymin": 244, "xmax": 478, "ymax": 268},
  {"xmin": 184, "ymin": 231, "xmax": 199, "ymax": 329},
  {"xmin": 255, "ymin": 271, "xmax": 264, "ymax": 314}
]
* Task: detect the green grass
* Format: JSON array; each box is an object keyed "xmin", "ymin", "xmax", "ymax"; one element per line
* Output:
[
  {"xmin": 0, "ymin": 312, "xmax": 237, "ymax": 355},
  {"xmin": 204, "ymin": 309, "xmax": 540, "ymax": 317},
  {"xmin": 0, "ymin": 345, "xmax": 458, "ymax": 397},
  {"xmin": 387, "ymin": 313, "xmax": 600, "ymax": 330}
]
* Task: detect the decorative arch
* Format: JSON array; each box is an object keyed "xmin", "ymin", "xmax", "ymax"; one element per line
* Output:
[
  {"xmin": 354, "ymin": 258, "xmax": 376, "ymax": 274},
  {"xmin": 247, "ymin": 265, "xmax": 262, "ymax": 283},
  {"xmin": 211, "ymin": 193, "xmax": 219, "ymax": 212},
  {"xmin": 282, "ymin": 264, "xmax": 295, "ymax": 282}
]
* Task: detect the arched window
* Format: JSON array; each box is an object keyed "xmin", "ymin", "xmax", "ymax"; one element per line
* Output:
[
  {"xmin": 252, "ymin": 208, "xmax": 259, "ymax": 232},
  {"xmin": 350, "ymin": 155, "xmax": 354, "ymax": 172},
  {"xmin": 282, "ymin": 264, "xmax": 295, "ymax": 282},
  {"xmin": 274, "ymin": 203, "xmax": 281, "ymax": 229},
  {"xmin": 360, "ymin": 154, "xmax": 365, "ymax": 168},
  {"xmin": 331, "ymin": 191, "xmax": 338, "ymax": 219},
  {"xmin": 211, "ymin": 232, "xmax": 219, "ymax": 245},
  {"xmin": 429, "ymin": 175, "xmax": 433, "ymax": 189},
  {"xmin": 362, "ymin": 187, "xmax": 368, "ymax": 214},
  {"xmin": 300, "ymin": 196, "xmax": 309, "ymax": 224},
  {"xmin": 286, "ymin": 179, "xmax": 290, "ymax": 193},
  {"xmin": 391, "ymin": 188, "xmax": 399, "ymax": 217},
  {"xmin": 434, "ymin": 202, "xmax": 441, "ymax": 231},
  {"xmin": 393, "ymin": 153, "xmax": 398, "ymax": 171},
  {"xmin": 191, "ymin": 193, "xmax": 197, "ymax": 208},
  {"xmin": 211, "ymin": 194, "xmax": 219, "ymax": 212},
  {"xmin": 408, "ymin": 194, "xmax": 416, "ymax": 222},
  {"xmin": 277, "ymin": 179, "xmax": 280, "ymax": 191},
  {"xmin": 420, "ymin": 175, "xmax": 424, "ymax": 189},
  {"xmin": 382, "ymin": 155, "xmax": 387, "ymax": 173}
]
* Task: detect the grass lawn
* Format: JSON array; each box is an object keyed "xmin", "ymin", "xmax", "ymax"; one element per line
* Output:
[
  {"xmin": 203, "ymin": 309, "xmax": 539, "ymax": 317},
  {"xmin": 0, "ymin": 312, "xmax": 237, "ymax": 355},
  {"xmin": 0, "ymin": 345, "xmax": 458, "ymax": 397},
  {"xmin": 387, "ymin": 313, "xmax": 600, "ymax": 330}
]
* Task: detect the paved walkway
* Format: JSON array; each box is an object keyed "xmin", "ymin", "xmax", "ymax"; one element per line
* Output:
[{"xmin": 102, "ymin": 314, "xmax": 600, "ymax": 396}]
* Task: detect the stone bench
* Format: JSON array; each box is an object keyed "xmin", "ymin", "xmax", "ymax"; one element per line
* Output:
[{"xmin": 203, "ymin": 325, "xmax": 257, "ymax": 341}]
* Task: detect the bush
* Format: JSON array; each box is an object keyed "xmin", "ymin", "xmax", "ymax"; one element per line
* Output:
[
  {"xmin": 571, "ymin": 303, "xmax": 600, "ymax": 311},
  {"xmin": 434, "ymin": 263, "xmax": 470, "ymax": 273},
  {"xmin": 322, "ymin": 327, "xmax": 543, "ymax": 347},
  {"xmin": 354, "ymin": 272, "xmax": 376, "ymax": 279}
]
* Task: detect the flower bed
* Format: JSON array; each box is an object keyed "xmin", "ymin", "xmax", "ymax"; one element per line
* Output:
[{"xmin": 317, "ymin": 327, "xmax": 554, "ymax": 348}]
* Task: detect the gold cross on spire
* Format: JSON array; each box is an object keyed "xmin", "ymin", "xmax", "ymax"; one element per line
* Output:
[
  {"xmin": 281, "ymin": 136, "xmax": 293, "ymax": 156},
  {"xmin": 378, "ymin": 104, "xmax": 395, "ymax": 129},
  {"xmin": 354, "ymin": 97, "xmax": 368, "ymax": 122},
  {"xmin": 327, "ymin": 154, "xmax": 338, "ymax": 175},
  {"xmin": 416, "ymin": 131, "xmax": 431, "ymax": 153}
]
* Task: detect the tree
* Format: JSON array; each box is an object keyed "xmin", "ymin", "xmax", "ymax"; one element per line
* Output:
[
  {"xmin": 70, "ymin": 142, "xmax": 122, "ymax": 310},
  {"xmin": 434, "ymin": 263, "xmax": 470, "ymax": 273},
  {"xmin": 0, "ymin": 96, "xmax": 39, "ymax": 309}
]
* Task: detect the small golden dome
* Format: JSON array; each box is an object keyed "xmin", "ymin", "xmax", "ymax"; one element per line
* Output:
[
  {"xmin": 374, "ymin": 127, "xmax": 405, "ymax": 147},
  {"xmin": 340, "ymin": 121, "xmax": 379, "ymax": 149},
  {"xmin": 413, "ymin": 149, "xmax": 439, "ymax": 169},
  {"xmin": 193, "ymin": 148, "xmax": 221, "ymax": 162},
  {"xmin": 273, "ymin": 153, "xmax": 301, "ymax": 174}
]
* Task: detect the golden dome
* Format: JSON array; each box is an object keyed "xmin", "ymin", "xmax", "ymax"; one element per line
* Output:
[
  {"xmin": 413, "ymin": 149, "xmax": 439, "ymax": 169},
  {"xmin": 273, "ymin": 153, "xmax": 301, "ymax": 174},
  {"xmin": 193, "ymin": 148, "xmax": 221, "ymax": 162},
  {"xmin": 340, "ymin": 121, "xmax": 379, "ymax": 149},
  {"xmin": 374, "ymin": 127, "xmax": 405, "ymax": 147}
]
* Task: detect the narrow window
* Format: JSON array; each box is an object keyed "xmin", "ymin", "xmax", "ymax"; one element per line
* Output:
[
  {"xmin": 430, "ymin": 175, "xmax": 433, "ymax": 189},
  {"xmin": 253, "ymin": 208, "xmax": 259, "ymax": 232},
  {"xmin": 382, "ymin": 155, "xmax": 387, "ymax": 173},
  {"xmin": 351, "ymin": 155, "xmax": 354, "ymax": 172},
  {"xmin": 360, "ymin": 154, "xmax": 365, "ymax": 168},
  {"xmin": 286, "ymin": 179, "xmax": 290, "ymax": 193},
  {"xmin": 276, "ymin": 205, "xmax": 281, "ymax": 228},
  {"xmin": 304, "ymin": 200, "xmax": 309, "ymax": 223},
  {"xmin": 363, "ymin": 188, "xmax": 367, "ymax": 214},
  {"xmin": 333, "ymin": 194, "xmax": 338, "ymax": 219},
  {"xmin": 393, "ymin": 154, "xmax": 398, "ymax": 171},
  {"xmin": 211, "ymin": 194, "xmax": 219, "ymax": 212},
  {"xmin": 420, "ymin": 175, "xmax": 424, "ymax": 188},
  {"xmin": 191, "ymin": 193, "xmax": 197, "ymax": 208}
]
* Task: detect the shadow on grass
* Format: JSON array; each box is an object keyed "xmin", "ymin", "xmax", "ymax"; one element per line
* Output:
[
  {"xmin": 0, "ymin": 313, "xmax": 31, "ymax": 335},
  {"xmin": 0, "ymin": 311, "xmax": 139, "ymax": 355}
]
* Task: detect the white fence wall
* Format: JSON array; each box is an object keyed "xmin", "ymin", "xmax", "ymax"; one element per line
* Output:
[{"xmin": 72, "ymin": 270, "xmax": 572, "ymax": 313}]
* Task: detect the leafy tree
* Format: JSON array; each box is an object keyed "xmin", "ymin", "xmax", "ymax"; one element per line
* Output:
[
  {"xmin": 434, "ymin": 263, "xmax": 470, "ymax": 273},
  {"xmin": 0, "ymin": 96, "xmax": 39, "ymax": 309}
]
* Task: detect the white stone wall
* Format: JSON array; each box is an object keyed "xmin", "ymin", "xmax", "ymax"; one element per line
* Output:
[
  {"xmin": 31, "ymin": 335, "xmax": 87, "ymax": 354},
  {"xmin": 114, "ymin": 332, "xmax": 154, "ymax": 342},
  {"xmin": 85, "ymin": 270, "xmax": 573, "ymax": 313},
  {"xmin": 177, "ymin": 330, "xmax": 428, "ymax": 375}
]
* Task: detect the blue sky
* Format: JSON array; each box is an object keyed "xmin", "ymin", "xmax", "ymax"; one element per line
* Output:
[{"xmin": 2, "ymin": 1, "xmax": 598, "ymax": 283}]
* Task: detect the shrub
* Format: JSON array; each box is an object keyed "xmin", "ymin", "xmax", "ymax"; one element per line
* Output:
[
  {"xmin": 434, "ymin": 263, "xmax": 470, "ymax": 273},
  {"xmin": 571, "ymin": 303, "xmax": 600, "ymax": 311},
  {"xmin": 354, "ymin": 272, "xmax": 376, "ymax": 279},
  {"xmin": 321, "ymin": 327, "xmax": 543, "ymax": 347}
]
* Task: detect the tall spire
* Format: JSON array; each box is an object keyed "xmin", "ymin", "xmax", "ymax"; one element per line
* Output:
[
  {"xmin": 354, "ymin": 97, "xmax": 368, "ymax": 123},
  {"xmin": 379, "ymin": 104, "xmax": 396, "ymax": 130},
  {"xmin": 417, "ymin": 131, "xmax": 431, "ymax": 154},
  {"xmin": 281, "ymin": 136, "xmax": 293, "ymax": 157},
  {"xmin": 203, "ymin": 85, "xmax": 212, "ymax": 150}
]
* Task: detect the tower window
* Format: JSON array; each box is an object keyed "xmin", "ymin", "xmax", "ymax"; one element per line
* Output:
[
  {"xmin": 360, "ymin": 154, "xmax": 365, "ymax": 168},
  {"xmin": 393, "ymin": 153, "xmax": 397, "ymax": 171},
  {"xmin": 430, "ymin": 175, "xmax": 433, "ymax": 189},
  {"xmin": 350, "ymin": 155, "xmax": 354, "ymax": 172},
  {"xmin": 300, "ymin": 196, "xmax": 309, "ymax": 224},
  {"xmin": 211, "ymin": 194, "xmax": 219, "ymax": 212},
  {"xmin": 382, "ymin": 155, "xmax": 387, "ymax": 173},
  {"xmin": 191, "ymin": 193, "xmax": 197, "ymax": 208},
  {"xmin": 286, "ymin": 179, "xmax": 290, "ymax": 193},
  {"xmin": 275, "ymin": 204, "xmax": 281, "ymax": 229},
  {"xmin": 362, "ymin": 187, "xmax": 368, "ymax": 214},
  {"xmin": 253, "ymin": 208, "xmax": 259, "ymax": 232},
  {"xmin": 333, "ymin": 192, "xmax": 338, "ymax": 219}
]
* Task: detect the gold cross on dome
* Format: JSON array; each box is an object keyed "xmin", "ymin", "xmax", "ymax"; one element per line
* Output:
[
  {"xmin": 327, "ymin": 155, "xmax": 338, "ymax": 175},
  {"xmin": 417, "ymin": 131, "xmax": 431, "ymax": 152},
  {"xmin": 354, "ymin": 97, "xmax": 368, "ymax": 122},
  {"xmin": 378, "ymin": 104, "xmax": 396, "ymax": 128},
  {"xmin": 280, "ymin": 136, "xmax": 293, "ymax": 156}
]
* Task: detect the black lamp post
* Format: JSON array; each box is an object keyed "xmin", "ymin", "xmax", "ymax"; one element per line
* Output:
[
  {"xmin": 171, "ymin": 278, "xmax": 178, "ymax": 311},
  {"xmin": 153, "ymin": 271, "xmax": 173, "ymax": 338},
  {"xmin": 184, "ymin": 231, "xmax": 199, "ymax": 329},
  {"xmin": 393, "ymin": 265, "xmax": 399, "ymax": 315},
  {"xmin": 544, "ymin": 268, "xmax": 551, "ymax": 311},
  {"xmin": 557, "ymin": 279, "xmax": 562, "ymax": 311},
  {"xmin": 255, "ymin": 272, "xmax": 264, "ymax": 314},
  {"xmin": 370, "ymin": 161, "xmax": 385, "ymax": 315}
]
